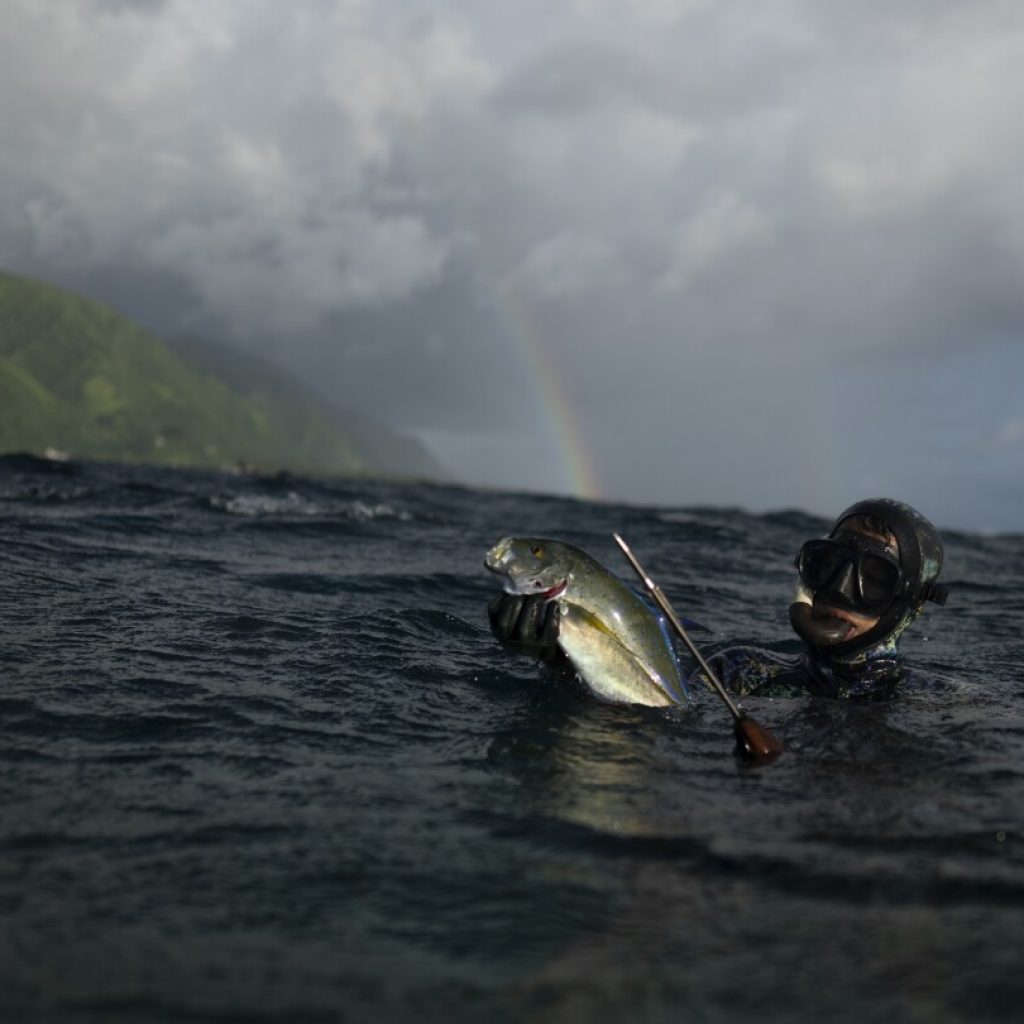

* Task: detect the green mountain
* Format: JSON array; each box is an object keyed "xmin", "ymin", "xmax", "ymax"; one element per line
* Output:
[
  {"xmin": 167, "ymin": 336, "xmax": 445, "ymax": 481},
  {"xmin": 0, "ymin": 269, "xmax": 444, "ymax": 480}
]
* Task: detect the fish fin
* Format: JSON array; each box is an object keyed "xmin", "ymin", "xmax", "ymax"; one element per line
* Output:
[
  {"xmin": 558, "ymin": 604, "xmax": 679, "ymax": 707},
  {"xmin": 558, "ymin": 601, "xmax": 618, "ymax": 640}
]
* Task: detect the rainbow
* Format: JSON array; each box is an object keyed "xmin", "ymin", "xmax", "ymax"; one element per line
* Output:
[
  {"xmin": 433, "ymin": 161, "xmax": 601, "ymax": 500},
  {"xmin": 490, "ymin": 284, "xmax": 601, "ymax": 501}
]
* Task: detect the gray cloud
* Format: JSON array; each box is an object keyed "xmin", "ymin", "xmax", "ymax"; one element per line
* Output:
[
  {"xmin": 88, "ymin": 0, "xmax": 168, "ymax": 14},
  {"xmin": 2, "ymin": 0, "xmax": 1024, "ymax": 528}
]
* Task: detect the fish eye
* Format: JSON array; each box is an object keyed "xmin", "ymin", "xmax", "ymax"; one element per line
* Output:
[{"xmin": 531, "ymin": 545, "xmax": 545, "ymax": 558}]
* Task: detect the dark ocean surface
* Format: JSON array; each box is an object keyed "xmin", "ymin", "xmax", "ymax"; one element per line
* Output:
[{"xmin": 2, "ymin": 455, "xmax": 1022, "ymax": 1023}]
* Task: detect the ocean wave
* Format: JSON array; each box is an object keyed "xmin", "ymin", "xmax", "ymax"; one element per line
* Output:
[
  {"xmin": 4, "ymin": 457, "xmax": 1024, "ymax": 1023},
  {"xmin": 206, "ymin": 490, "xmax": 412, "ymax": 521}
]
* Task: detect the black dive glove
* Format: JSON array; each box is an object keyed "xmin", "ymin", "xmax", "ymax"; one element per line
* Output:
[{"xmin": 487, "ymin": 592, "xmax": 562, "ymax": 662}]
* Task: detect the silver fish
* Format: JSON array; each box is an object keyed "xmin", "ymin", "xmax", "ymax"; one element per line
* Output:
[{"xmin": 484, "ymin": 536, "xmax": 688, "ymax": 707}]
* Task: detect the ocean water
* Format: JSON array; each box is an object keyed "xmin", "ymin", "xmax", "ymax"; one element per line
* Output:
[{"xmin": 1, "ymin": 455, "xmax": 1022, "ymax": 1023}]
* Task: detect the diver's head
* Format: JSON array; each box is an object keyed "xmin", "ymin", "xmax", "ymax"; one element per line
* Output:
[{"xmin": 789, "ymin": 498, "xmax": 947, "ymax": 660}]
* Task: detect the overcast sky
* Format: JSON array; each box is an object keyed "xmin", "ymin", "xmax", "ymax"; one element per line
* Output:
[{"xmin": 3, "ymin": 0, "xmax": 1023, "ymax": 530}]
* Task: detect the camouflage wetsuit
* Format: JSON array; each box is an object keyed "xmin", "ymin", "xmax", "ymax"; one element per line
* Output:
[{"xmin": 689, "ymin": 640, "xmax": 908, "ymax": 701}]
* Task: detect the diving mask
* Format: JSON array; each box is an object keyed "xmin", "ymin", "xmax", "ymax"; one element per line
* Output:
[{"xmin": 795, "ymin": 533, "xmax": 903, "ymax": 614}]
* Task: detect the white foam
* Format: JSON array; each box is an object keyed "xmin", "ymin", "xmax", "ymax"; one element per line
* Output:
[{"xmin": 209, "ymin": 491, "xmax": 411, "ymax": 521}]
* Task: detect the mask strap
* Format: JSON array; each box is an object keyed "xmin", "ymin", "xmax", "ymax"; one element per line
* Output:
[{"xmin": 919, "ymin": 581, "xmax": 948, "ymax": 605}]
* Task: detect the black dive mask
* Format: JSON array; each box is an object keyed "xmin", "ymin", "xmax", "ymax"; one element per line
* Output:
[
  {"xmin": 789, "ymin": 498, "xmax": 948, "ymax": 662},
  {"xmin": 795, "ymin": 532, "xmax": 903, "ymax": 615}
]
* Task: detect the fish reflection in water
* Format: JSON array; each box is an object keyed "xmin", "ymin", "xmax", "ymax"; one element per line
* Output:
[{"xmin": 494, "ymin": 688, "xmax": 998, "ymax": 1021}]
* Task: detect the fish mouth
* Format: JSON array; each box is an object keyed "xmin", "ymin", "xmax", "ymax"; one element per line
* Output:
[
  {"xmin": 483, "ymin": 560, "xmax": 568, "ymax": 599},
  {"xmin": 496, "ymin": 575, "xmax": 568, "ymax": 598},
  {"xmin": 484, "ymin": 537, "xmax": 511, "ymax": 574},
  {"xmin": 483, "ymin": 537, "xmax": 567, "ymax": 597},
  {"xmin": 536, "ymin": 579, "xmax": 568, "ymax": 600}
]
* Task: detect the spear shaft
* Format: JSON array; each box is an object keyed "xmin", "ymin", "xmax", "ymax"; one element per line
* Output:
[{"xmin": 613, "ymin": 533, "xmax": 783, "ymax": 763}]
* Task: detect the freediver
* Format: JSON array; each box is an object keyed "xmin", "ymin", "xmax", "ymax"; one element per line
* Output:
[{"xmin": 487, "ymin": 498, "xmax": 948, "ymax": 701}]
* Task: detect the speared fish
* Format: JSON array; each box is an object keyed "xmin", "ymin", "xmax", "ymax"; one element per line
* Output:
[{"xmin": 485, "ymin": 536, "xmax": 688, "ymax": 707}]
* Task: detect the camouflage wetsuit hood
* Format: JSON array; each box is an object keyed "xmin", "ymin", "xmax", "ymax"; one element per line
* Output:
[{"xmin": 691, "ymin": 499, "xmax": 947, "ymax": 701}]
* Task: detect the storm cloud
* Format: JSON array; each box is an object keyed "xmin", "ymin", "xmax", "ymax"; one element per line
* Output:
[{"xmin": 2, "ymin": 1, "xmax": 1023, "ymax": 528}]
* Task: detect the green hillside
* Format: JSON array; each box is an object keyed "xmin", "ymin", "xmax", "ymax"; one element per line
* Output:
[
  {"xmin": 0, "ymin": 270, "xmax": 442, "ymax": 479},
  {"xmin": 169, "ymin": 336, "xmax": 445, "ymax": 481}
]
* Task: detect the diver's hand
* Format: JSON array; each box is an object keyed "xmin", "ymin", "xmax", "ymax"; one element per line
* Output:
[{"xmin": 488, "ymin": 592, "xmax": 562, "ymax": 662}]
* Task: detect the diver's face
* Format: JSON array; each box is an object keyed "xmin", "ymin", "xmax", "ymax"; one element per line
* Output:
[
  {"xmin": 809, "ymin": 597, "xmax": 880, "ymax": 641},
  {"xmin": 799, "ymin": 525, "xmax": 900, "ymax": 645}
]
